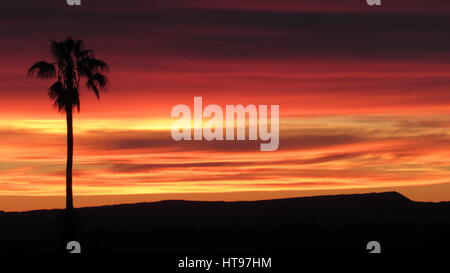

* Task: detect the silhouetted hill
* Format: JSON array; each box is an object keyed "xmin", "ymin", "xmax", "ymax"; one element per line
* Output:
[{"xmin": 0, "ymin": 192, "xmax": 449, "ymax": 254}]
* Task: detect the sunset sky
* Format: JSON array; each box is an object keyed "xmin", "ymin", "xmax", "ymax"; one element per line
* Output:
[{"xmin": 2, "ymin": 0, "xmax": 450, "ymax": 211}]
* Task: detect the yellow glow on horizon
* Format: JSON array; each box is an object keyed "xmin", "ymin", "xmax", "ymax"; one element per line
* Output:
[
  {"xmin": 0, "ymin": 115, "xmax": 450, "ymax": 202},
  {"xmin": 0, "ymin": 118, "xmax": 174, "ymax": 133}
]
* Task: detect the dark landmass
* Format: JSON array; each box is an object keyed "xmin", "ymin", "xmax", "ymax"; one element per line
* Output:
[{"xmin": 1, "ymin": 191, "xmax": 449, "ymax": 254}]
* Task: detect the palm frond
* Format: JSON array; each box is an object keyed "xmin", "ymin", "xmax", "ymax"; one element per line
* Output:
[
  {"xmin": 90, "ymin": 58, "xmax": 109, "ymax": 72},
  {"xmin": 73, "ymin": 39, "xmax": 84, "ymax": 55},
  {"xmin": 28, "ymin": 61, "xmax": 56, "ymax": 79},
  {"xmin": 48, "ymin": 81, "xmax": 67, "ymax": 112},
  {"xmin": 86, "ymin": 73, "xmax": 109, "ymax": 98},
  {"xmin": 50, "ymin": 40, "xmax": 67, "ymax": 64},
  {"xmin": 76, "ymin": 49, "xmax": 94, "ymax": 60},
  {"xmin": 48, "ymin": 81, "xmax": 81, "ymax": 112},
  {"xmin": 77, "ymin": 58, "xmax": 110, "ymax": 77},
  {"xmin": 92, "ymin": 73, "xmax": 108, "ymax": 87},
  {"xmin": 86, "ymin": 78, "xmax": 100, "ymax": 98},
  {"xmin": 63, "ymin": 37, "xmax": 75, "ymax": 53}
]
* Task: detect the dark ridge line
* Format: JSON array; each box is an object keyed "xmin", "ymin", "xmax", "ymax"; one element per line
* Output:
[{"xmin": 1, "ymin": 191, "xmax": 416, "ymax": 214}]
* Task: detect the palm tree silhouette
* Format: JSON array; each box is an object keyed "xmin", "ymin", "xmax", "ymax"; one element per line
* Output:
[{"xmin": 28, "ymin": 37, "xmax": 109, "ymax": 210}]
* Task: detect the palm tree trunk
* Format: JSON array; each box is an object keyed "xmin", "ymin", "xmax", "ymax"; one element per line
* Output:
[{"xmin": 65, "ymin": 106, "xmax": 74, "ymax": 210}]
